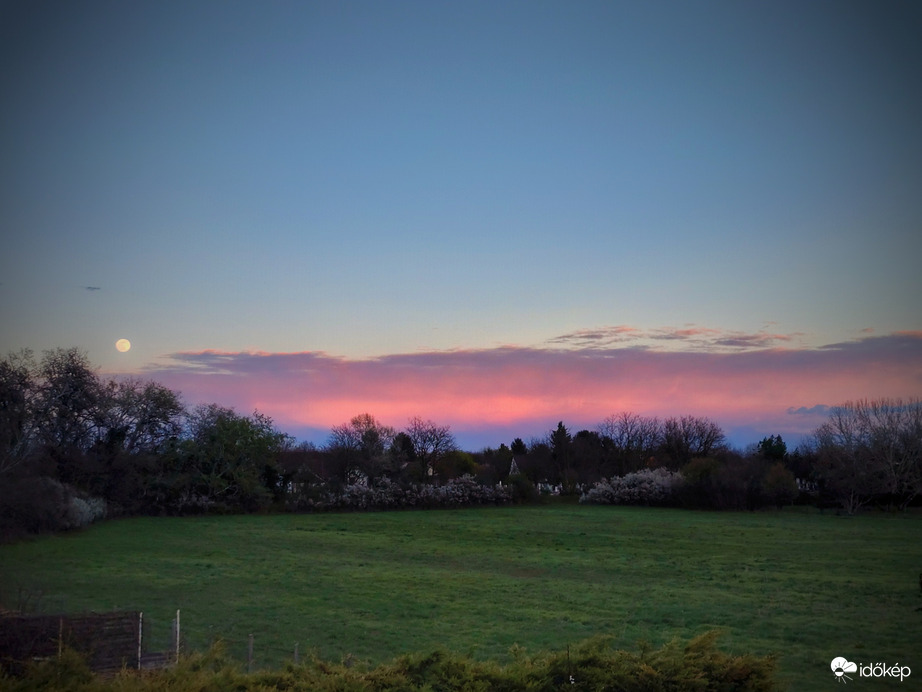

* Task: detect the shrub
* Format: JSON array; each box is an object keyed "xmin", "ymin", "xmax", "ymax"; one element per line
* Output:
[
  {"xmin": 0, "ymin": 647, "xmax": 94, "ymax": 691},
  {"xmin": 0, "ymin": 478, "xmax": 107, "ymax": 537},
  {"xmin": 1, "ymin": 632, "xmax": 778, "ymax": 691},
  {"xmin": 679, "ymin": 455, "xmax": 798, "ymax": 511},
  {"xmin": 63, "ymin": 491, "xmax": 107, "ymax": 530},
  {"xmin": 580, "ymin": 467, "xmax": 683, "ymax": 506},
  {"xmin": 0, "ymin": 476, "xmax": 68, "ymax": 537},
  {"xmin": 761, "ymin": 462, "xmax": 798, "ymax": 508},
  {"xmin": 506, "ymin": 473, "xmax": 540, "ymax": 504}
]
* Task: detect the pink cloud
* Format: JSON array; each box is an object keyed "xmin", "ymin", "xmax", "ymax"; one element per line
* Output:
[{"xmin": 142, "ymin": 332, "xmax": 922, "ymax": 448}]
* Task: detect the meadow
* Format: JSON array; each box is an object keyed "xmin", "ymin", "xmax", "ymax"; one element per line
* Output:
[{"xmin": 2, "ymin": 504, "xmax": 920, "ymax": 689}]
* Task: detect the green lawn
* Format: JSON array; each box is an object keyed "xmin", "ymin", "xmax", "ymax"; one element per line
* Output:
[{"xmin": 2, "ymin": 505, "xmax": 920, "ymax": 689}]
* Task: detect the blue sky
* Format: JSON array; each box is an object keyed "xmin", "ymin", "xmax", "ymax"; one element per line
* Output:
[{"xmin": 2, "ymin": 1, "xmax": 920, "ymax": 449}]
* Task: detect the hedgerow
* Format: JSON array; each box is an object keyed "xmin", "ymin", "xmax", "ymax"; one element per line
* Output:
[
  {"xmin": 1, "ymin": 631, "xmax": 778, "ymax": 691},
  {"xmin": 289, "ymin": 475, "xmax": 513, "ymax": 512}
]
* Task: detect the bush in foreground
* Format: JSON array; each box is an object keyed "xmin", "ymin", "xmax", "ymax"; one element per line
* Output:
[{"xmin": 2, "ymin": 631, "xmax": 778, "ymax": 691}]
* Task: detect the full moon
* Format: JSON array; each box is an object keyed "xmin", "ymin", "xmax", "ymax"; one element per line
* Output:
[{"xmin": 115, "ymin": 338, "xmax": 131, "ymax": 352}]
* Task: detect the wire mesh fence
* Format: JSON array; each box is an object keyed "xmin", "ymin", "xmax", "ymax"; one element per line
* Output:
[
  {"xmin": 0, "ymin": 611, "xmax": 142, "ymax": 675},
  {"xmin": 1, "ymin": 608, "xmax": 320, "ymax": 674}
]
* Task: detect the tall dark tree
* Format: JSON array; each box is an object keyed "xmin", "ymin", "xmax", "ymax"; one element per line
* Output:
[
  {"xmin": 178, "ymin": 405, "xmax": 292, "ymax": 512},
  {"xmin": 0, "ymin": 350, "xmax": 36, "ymax": 477},
  {"xmin": 388, "ymin": 431, "xmax": 417, "ymax": 480},
  {"xmin": 550, "ymin": 421, "xmax": 574, "ymax": 490},
  {"xmin": 87, "ymin": 378, "xmax": 186, "ymax": 512},
  {"xmin": 572, "ymin": 429, "xmax": 605, "ymax": 484},
  {"xmin": 33, "ymin": 348, "xmax": 103, "ymax": 457},
  {"xmin": 529, "ymin": 439, "xmax": 555, "ymax": 483},
  {"xmin": 102, "ymin": 378, "xmax": 184, "ymax": 456},
  {"xmin": 756, "ymin": 435, "xmax": 787, "ymax": 461}
]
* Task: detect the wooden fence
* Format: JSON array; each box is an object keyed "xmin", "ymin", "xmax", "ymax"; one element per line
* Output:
[{"xmin": 0, "ymin": 611, "xmax": 154, "ymax": 675}]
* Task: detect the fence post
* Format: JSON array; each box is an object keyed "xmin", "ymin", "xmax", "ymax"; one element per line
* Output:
[
  {"xmin": 248, "ymin": 633, "xmax": 254, "ymax": 673},
  {"xmin": 173, "ymin": 610, "xmax": 181, "ymax": 663},
  {"xmin": 58, "ymin": 617, "xmax": 63, "ymax": 659},
  {"xmin": 137, "ymin": 612, "xmax": 143, "ymax": 670},
  {"xmin": 294, "ymin": 641, "xmax": 299, "ymax": 665}
]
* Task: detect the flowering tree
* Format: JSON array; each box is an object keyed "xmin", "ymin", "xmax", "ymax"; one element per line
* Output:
[{"xmin": 580, "ymin": 468, "xmax": 683, "ymax": 506}]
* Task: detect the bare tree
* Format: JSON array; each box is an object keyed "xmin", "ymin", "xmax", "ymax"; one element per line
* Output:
[
  {"xmin": 33, "ymin": 348, "xmax": 104, "ymax": 454},
  {"xmin": 327, "ymin": 413, "xmax": 396, "ymax": 483},
  {"xmin": 598, "ymin": 412, "xmax": 661, "ymax": 473},
  {"xmin": 661, "ymin": 415, "xmax": 726, "ymax": 466},
  {"xmin": 405, "ymin": 416, "xmax": 456, "ymax": 477},
  {"xmin": 815, "ymin": 398, "xmax": 922, "ymax": 512},
  {"xmin": 863, "ymin": 398, "xmax": 922, "ymax": 508},
  {"xmin": 329, "ymin": 413, "xmax": 395, "ymax": 458},
  {"xmin": 814, "ymin": 402, "xmax": 881, "ymax": 514},
  {"xmin": 898, "ymin": 400, "xmax": 922, "ymax": 507}
]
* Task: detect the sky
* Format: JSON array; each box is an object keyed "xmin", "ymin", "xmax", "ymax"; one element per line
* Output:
[{"xmin": 2, "ymin": 0, "xmax": 921, "ymax": 451}]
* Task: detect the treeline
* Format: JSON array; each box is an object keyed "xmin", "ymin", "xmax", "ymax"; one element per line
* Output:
[{"xmin": 2, "ymin": 348, "xmax": 920, "ymax": 537}]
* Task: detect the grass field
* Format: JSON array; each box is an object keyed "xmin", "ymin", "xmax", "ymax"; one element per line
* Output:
[{"xmin": 2, "ymin": 504, "xmax": 920, "ymax": 689}]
